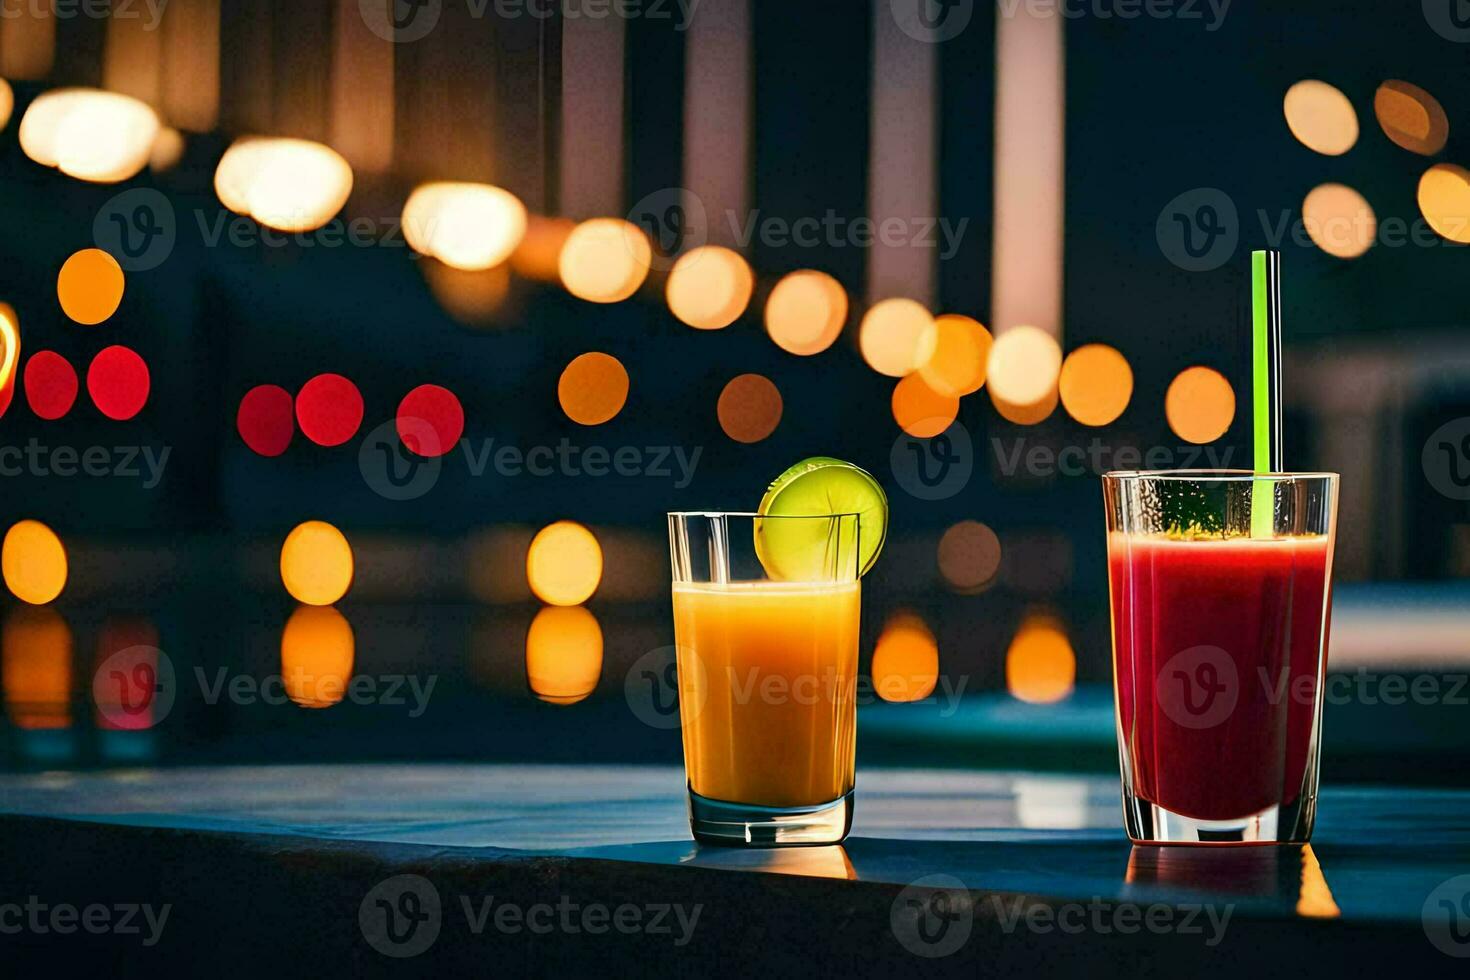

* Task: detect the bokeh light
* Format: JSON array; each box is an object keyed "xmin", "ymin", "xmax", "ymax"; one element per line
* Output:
[
  {"xmin": 281, "ymin": 606, "xmax": 355, "ymax": 709},
  {"xmin": 717, "ymin": 373, "xmax": 783, "ymax": 443},
  {"xmin": 1417, "ymin": 163, "xmax": 1470, "ymax": 245},
  {"xmin": 296, "ymin": 373, "xmax": 364, "ymax": 447},
  {"xmin": 871, "ymin": 611, "xmax": 938, "ymax": 703},
  {"xmin": 23, "ymin": 351, "xmax": 78, "ymax": 421},
  {"xmin": 526, "ymin": 521, "xmax": 603, "ymax": 606},
  {"xmin": 1283, "ymin": 79, "xmax": 1358, "ymax": 156},
  {"xmin": 1058, "ymin": 343, "xmax": 1133, "ymax": 426},
  {"xmin": 2, "ymin": 608, "xmax": 72, "ymax": 729},
  {"xmin": 1302, "ymin": 183, "xmax": 1376, "ymax": 259},
  {"xmin": 511, "ymin": 216, "xmax": 575, "ymax": 282},
  {"xmin": 558, "ymin": 218, "xmax": 651, "ymax": 303},
  {"xmin": 558, "ymin": 352, "xmax": 629, "ymax": 426},
  {"xmin": 990, "ymin": 386, "xmax": 1058, "ymax": 426},
  {"xmin": 891, "ymin": 373, "xmax": 959, "ymax": 438},
  {"xmin": 237, "ymin": 384, "xmax": 295, "ymax": 457},
  {"xmin": 402, "ymin": 182, "xmax": 527, "ymax": 271},
  {"xmin": 149, "ymin": 126, "xmax": 185, "ymax": 172},
  {"xmin": 666, "ymin": 246, "xmax": 755, "ymax": 330},
  {"xmin": 1006, "ymin": 614, "xmax": 1076, "ymax": 704},
  {"xmin": 859, "ymin": 298, "xmax": 933, "ymax": 377},
  {"xmin": 1165, "ymin": 366, "xmax": 1235, "ymax": 444},
  {"xmin": 214, "ymin": 137, "xmax": 354, "ymax": 233},
  {"xmin": 917, "ymin": 314, "xmax": 990, "ymax": 397},
  {"xmin": 93, "ymin": 619, "xmax": 162, "ymax": 731},
  {"xmin": 987, "ymin": 325, "xmax": 1062, "ymax": 407},
  {"xmin": 765, "ymin": 270, "xmax": 848, "ymax": 356},
  {"xmin": 937, "ymin": 521, "xmax": 1002, "ymax": 593},
  {"xmin": 1374, "ymin": 80, "xmax": 1448, "ymax": 156},
  {"xmin": 397, "ymin": 384, "xmax": 464, "ymax": 458},
  {"xmin": 86, "ymin": 345, "xmax": 150, "ymax": 421},
  {"xmin": 57, "ymin": 248, "xmax": 124, "ymax": 325},
  {"xmin": 19, "ymin": 88, "xmax": 159, "ymax": 182},
  {"xmin": 525, "ymin": 605, "xmax": 604, "ymax": 705},
  {"xmin": 3, "ymin": 520, "xmax": 67, "ymax": 605},
  {"xmin": 280, "ymin": 521, "xmax": 354, "ymax": 606},
  {"xmin": 0, "ymin": 303, "xmax": 19, "ymax": 408},
  {"xmin": 0, "ymin": 78, "xmax": 11, "ymax": 130}
]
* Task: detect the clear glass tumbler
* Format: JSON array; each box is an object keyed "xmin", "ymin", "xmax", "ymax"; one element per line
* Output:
[
  {"xmin": 667, "ymin": 511, "xmax": 862, "ymax": 846},
  {"xmin": 1101, "ymin": 471, "xmax": 1339, "ymax": 845}
]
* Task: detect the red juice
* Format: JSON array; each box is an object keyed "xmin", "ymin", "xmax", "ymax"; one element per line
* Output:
[{"xmin": 1108, "ymin": 534, "xmax": 1333, "ymax": 823}]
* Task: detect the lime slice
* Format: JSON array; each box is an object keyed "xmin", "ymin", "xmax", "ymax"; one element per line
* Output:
[{"xmin": 755, "ymin": 457, "xmax": 888, "ymax": 581}]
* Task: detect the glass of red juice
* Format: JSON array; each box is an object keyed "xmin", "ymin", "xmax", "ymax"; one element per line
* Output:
[{"xmin": 1102, "ymin": 470, "xmax": 1339, "ymax": 845}]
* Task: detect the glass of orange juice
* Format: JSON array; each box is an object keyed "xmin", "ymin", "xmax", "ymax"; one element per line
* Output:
[{"xmin": 668, "ymin": 511, "xmax": 862, "ymax": 846}]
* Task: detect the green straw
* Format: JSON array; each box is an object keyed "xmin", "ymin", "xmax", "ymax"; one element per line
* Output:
[{"xmin": 1250, "ymin": 250, "xmax": 1281, "ymax": 538}]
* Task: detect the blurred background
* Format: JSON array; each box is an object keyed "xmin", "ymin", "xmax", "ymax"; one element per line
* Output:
[{"xmin": 0, "ymin": 0, "xmax": 1467, "ymax": 787}]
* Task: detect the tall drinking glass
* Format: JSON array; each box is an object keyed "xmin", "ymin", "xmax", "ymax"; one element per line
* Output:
[
  {"xmin": 1102, "ymin": 471, "xmax": 1339, "ymax": 845},
  {"xmin": 667, "ymin": 512, "xmax": 862, "ymax": 846}
]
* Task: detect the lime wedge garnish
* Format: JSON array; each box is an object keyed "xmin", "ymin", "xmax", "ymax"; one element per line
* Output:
[{"xmin": 755, "ymin": 457, "xmax": 888, "ymax": 581}]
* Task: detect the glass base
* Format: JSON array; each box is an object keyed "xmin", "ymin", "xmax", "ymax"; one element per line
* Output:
[
  {"xmin": 1123, "ymin": 794, "xmax": 1315, "ymax": 845},
  {"xmin": 687, "ymin": 788, "xmax": 853, "ymax": 847}
]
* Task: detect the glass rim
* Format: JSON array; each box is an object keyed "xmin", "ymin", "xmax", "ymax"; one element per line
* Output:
[
  {"xmin": 1102, "ymin": 469, "xmax": 1339, "ymax": 482},
  {"xmin": 667, "ymin": 510, "xmax": 862, "ymax": 520}
]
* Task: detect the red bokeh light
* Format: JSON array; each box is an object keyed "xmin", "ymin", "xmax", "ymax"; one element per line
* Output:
[
  {"xmin": 236, "ymin": 384, "xmax": 295, "ymax": 457},
  {"xmin": 396, "ymin": 384, "xmax": 464, "ymax": 458},
  {"xmin": 23, "ymin": 351, "xmax": 78, "ymax": 420},
  {"xmin": 0, "ymin": 382, "xmax": 13, "ymax": 420},
  {"xmin": 86, "ymin": 345, "xmax": 151, "ymax": 421},
  {"xmin": 295, "ymin": 373, "xmax": 364, "ymax": 447}
]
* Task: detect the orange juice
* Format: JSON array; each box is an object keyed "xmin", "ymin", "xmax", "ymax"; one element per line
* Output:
[{"xmin": 672, "ymin": 580, "xmax": 860, "ymax": 808}]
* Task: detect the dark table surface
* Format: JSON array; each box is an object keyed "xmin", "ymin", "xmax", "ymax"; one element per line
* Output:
[{"xmin": 3, "ymin": 763, "xmax": 1468, "ymax": 975}]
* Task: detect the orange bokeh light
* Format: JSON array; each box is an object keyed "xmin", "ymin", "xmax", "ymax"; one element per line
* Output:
[
  {"xmin": 937, "ymin": 521, "xmax": 1002, "ymax": 593},
  {"xmin": 2, "ymin": 608, "xmax": 72, "ymax": 729},
  {"xmin": 2, "ymin": 520, "xmax": 67, "ymax": 605},
  {"xmin": 558, "ymin": 352, "xmax": 629, "ymax": 426},
  {"xmin": 871, "ymin": 611, "xmax": 938, "ymax": 703},
  {"xmin": 859, "ymin": 298, "xmax": 932, "ymax": 377},
  {"xmin": 527, "ymin": 521, "xmax": 603, "ymax": 606},
  {"xmin": 279, "ymin": 520, "xmax": 354, "ymax": 606},
  {"xmin": 1006, "ymin": 614, "xmax": 1076, "ymax": 704},
  {"xmin": 525, "ymin": 605, "xmax": 604, "ymax": 705},
  {"xmin": 1374, "ymin": 80, "xmax": 1448, "ymax": 156},
  {"xmin": 917, "ymin": 314, "xmax": 991, "ymax": 397},
  {"xmin": 558, "ymin": 218, "xmax": 651, "ymax": 303},
  {"xmin": 717, "ymin": 373, "xmax": 783, "ymax": 443},
  {"xmin": 891, "ymin": 373, "xmax": 959, "ymax": 438},
  {"xmin": 765, "ymin": 270, "xmax": 848, "ymax": 356},
  {"xmin": 1283, "ymin": 79, "xmax": 1358, "ymax": 156},
  {"xmin": 57, "ymin": 248, "xmax": 124, "ymax": 326},
  {"xmin": 1417, "ymin": 163, "xmax": 1470, "ymax": 245},
  {"xmin": 1165, "ymin": 366, "xmax": 1236, "ymax": 444},
  {"xmin": 1302, "ymin": 183, "xmax": 1376, "ymax": 259},
  {"xmin": 987, "ymin": 325, "xmax": 1061, "ymax": 408},
  {"xmin": 666, "ymin": 246, "xmax": 754, "ymax": 330},
  {"xmin": 1058, "ymin": 343, "xmax": 1133, "ymax": 426},
  {"xmin": 281, "ymin": 605, "xmax": 355, "ymax": 708}
]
